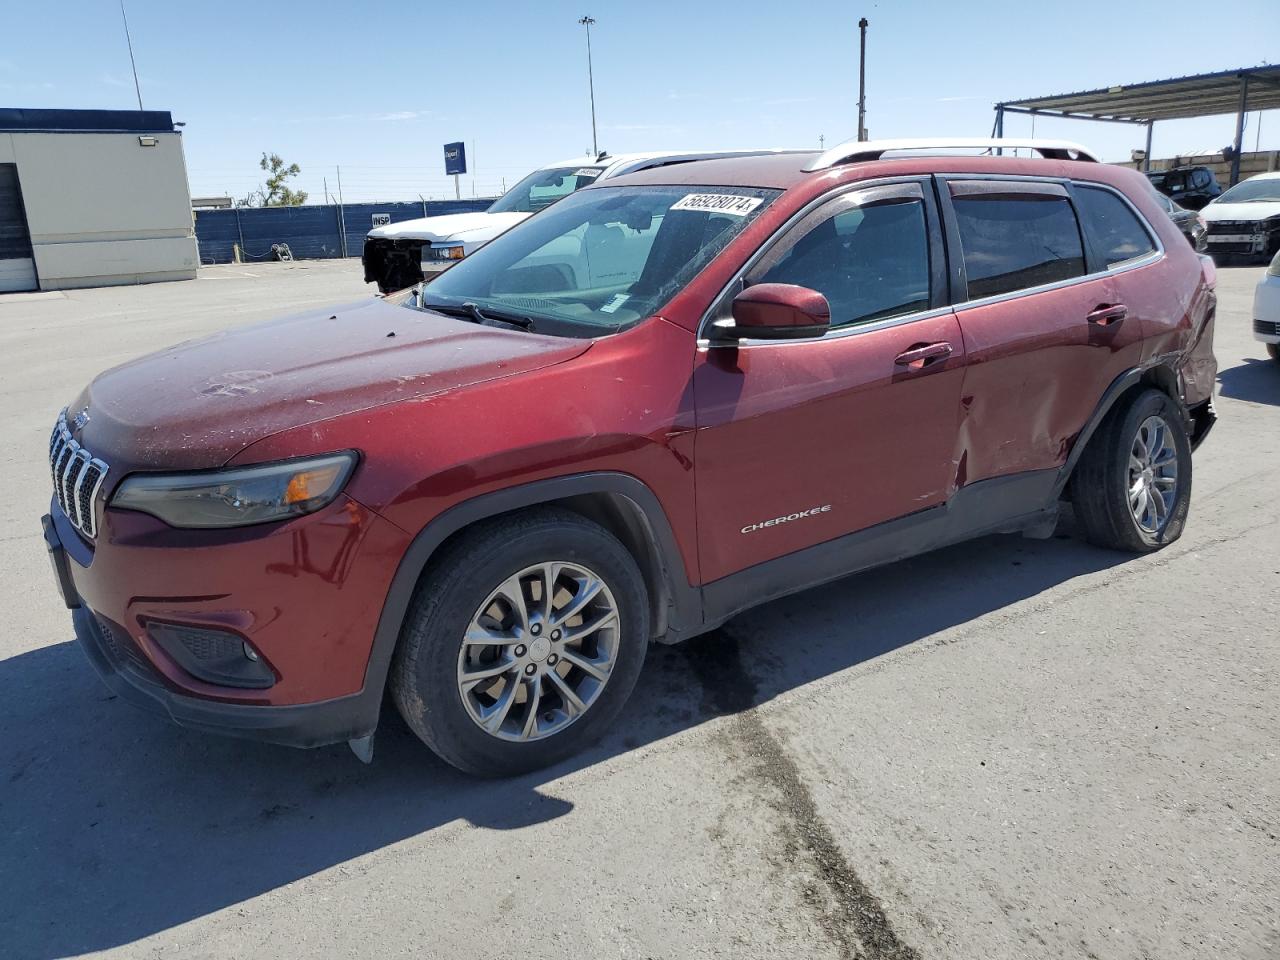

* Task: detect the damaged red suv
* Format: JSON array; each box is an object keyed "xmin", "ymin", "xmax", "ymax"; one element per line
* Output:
[{"xmin": 44, "ymin": 139, "xmax": 1217, "ymax": 775}]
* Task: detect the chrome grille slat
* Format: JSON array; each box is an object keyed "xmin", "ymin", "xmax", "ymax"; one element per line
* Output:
[
  {"xmin": 48, "ymin": 411, "xmax": 109, "ymax": 540},
  {"xmin": 61, "ymin": 445, "xmax": 81, "ymax": 527}
]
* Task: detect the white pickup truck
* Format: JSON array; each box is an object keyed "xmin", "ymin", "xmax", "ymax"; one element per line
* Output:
[{"xmin": 362, "ymin": 150, "xmax": 793, "ymax": 292}]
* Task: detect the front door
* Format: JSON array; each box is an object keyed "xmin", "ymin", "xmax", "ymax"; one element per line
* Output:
[{"xmin": 692, "ymin": 179, "xmax": 966, "ymax": 584}]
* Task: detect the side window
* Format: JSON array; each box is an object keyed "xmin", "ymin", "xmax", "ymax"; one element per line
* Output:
[
  {"xmin": 951, "ymin": 192, "xmax": 1085, "ymax": 299},
  {"xmin": 1073, "ymin": 185, "xmax": 1157, "ymax": 269},
  {"xmin": 754, "ymin": 196, "xmax": 931, "ymax": 329}
]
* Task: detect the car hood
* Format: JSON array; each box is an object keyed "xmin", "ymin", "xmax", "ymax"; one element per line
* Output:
[
  {"xmin": 68, "ymin": 297, "xmax": 590, "ymax": 472},
  {"xmin": 367, "ymin": 211, "xmax": 530, "ymax": 242},
  {"xmin": 1200, "ymin": 200, "xmax": 1280, "ymax": 222}
]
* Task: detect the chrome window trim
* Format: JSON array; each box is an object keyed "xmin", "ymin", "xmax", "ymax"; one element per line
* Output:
[
  {"xmin": 695, "ymin": 174, "xmax": 1166, "ymax": 350},
  {"xmin": 700, "ymin": 304, "xmax": 955, "ymax": 349}
]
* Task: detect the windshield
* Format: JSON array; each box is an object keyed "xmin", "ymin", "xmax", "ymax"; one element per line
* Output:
[
  {"xmin": 486, "ymin": 166, "xmax": 605, "ymax": 214},
  {"xmin": 419, "ymin": 185, "xmax": 780, "ymax": 337},
  {"xmin": 1214, "ymin": 178, "xmax": 1280, "ymax": 204}
]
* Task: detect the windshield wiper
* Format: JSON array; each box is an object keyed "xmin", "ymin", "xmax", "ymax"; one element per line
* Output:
[{"xmin": 421, "ymin": 298, "xmax": 535, "ymax": 331}]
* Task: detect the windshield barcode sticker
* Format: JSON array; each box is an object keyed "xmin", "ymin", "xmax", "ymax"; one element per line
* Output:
[
  {"xmin": 671, "ymin": 194, "xmax": 763, "ymax": 216},
  {"xmin": 600, "ymin": 293, "xmax": 629, "ymax": 314}
]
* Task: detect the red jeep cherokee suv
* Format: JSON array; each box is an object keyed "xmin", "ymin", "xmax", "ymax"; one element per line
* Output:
[{"xmin": 43, "ymin": 138, "xmax": 1217, "ymax": 775}]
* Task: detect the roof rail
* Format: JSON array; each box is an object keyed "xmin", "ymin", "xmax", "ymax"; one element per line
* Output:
[
  {"xmin": 613, "ymin": 149, "xmax": 810, "ymax": 176},
  {"xmin": 803, "ymin": 137, "xmax": 1098, "ymax": 172}
]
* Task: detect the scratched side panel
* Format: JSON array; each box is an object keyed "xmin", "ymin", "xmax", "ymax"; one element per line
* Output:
[{"xmin": 953, "ymin": 275, "xmax": 1143, "ymax": 483}]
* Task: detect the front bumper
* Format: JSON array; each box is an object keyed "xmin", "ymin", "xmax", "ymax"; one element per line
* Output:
[
  {"xmin": 1203, "ymin": 226, "xmax": 1280, "ymax": 258},
  {"xmin": 1254, "ymin": 277, "xmax": 1280, "ymax": 344},
  {"xmin": 70, "ymin": 603, "xmax": 377, "ymax": 748},
  {"xmin": 42, "ymin": 491, "xmax": 410, "ymax": 748}
]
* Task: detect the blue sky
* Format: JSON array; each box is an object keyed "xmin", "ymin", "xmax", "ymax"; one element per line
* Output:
[{"xmin": 3, "ymin": 0, "xmax": 1278, "ymax": 202}]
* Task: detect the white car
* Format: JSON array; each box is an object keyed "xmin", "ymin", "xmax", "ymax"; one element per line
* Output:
[
  {"xmin": 361, "ymin": 150, "xmax": 796, "ymax": 292},
  {"xmin": 1255, "ymin": 250, "xmax": 1280, "ymax": 364},
  {"xmin": 1199, "ymin": 170, "xmax": 1280, "ymax": 262}
]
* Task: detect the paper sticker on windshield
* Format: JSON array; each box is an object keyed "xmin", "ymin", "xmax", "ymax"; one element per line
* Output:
[
  {"xmin": 671, "ymin": 193, "xmax": 763, "ymax": 217},
  {"xmin": 600, "ymin": 293, "xmax": 629, "ymax": 314},
  {"xmin": 573, "ymin": 168, "xmax": 603, "ymax": 178}
]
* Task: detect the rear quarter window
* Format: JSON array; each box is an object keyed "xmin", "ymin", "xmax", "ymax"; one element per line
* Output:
[{"xmin": 1073, "ymin": 185, "xmax": 1157, "ymax": 269}]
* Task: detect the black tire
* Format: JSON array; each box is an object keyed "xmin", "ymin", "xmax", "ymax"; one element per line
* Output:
[
  {"xmin": 1267, "ymin": 343, "xmax": 1280, "ymax": 364},
  {"xmin": 1072, "ymin": 388, "xmax": 1193, "ymax": 553},
  {"xmin": 390, "ymin": 507, "xmax": 649, "ymax": 776}
]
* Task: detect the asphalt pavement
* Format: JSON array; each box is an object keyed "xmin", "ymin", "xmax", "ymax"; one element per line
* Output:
[{"xmin": 1, "ymin": 260, "xmax": 1275, "ymax": 959}]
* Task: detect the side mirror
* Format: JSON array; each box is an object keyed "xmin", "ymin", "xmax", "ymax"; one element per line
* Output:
[{"xmin": 713, "ymin": 283, "xmax": 831, "ymax": 341}]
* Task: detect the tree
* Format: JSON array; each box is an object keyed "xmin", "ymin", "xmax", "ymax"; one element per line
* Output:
[{"xmin": 239, "ymin": 152, "xmax": 308, "ymax": 207}]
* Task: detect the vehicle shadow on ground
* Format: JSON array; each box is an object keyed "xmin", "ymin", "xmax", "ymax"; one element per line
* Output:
[
  {"xmin": 1217, "ymin": 356, "xmax": 1280, "ymax": 405},
  {"xmin": 1, "ymin": 522, "xmax": 1129, "ymax": 958}
]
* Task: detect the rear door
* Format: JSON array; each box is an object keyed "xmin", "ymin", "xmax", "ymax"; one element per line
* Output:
[
  {"xmin": 692, "ymin": 179, "xmax": 967, "ymax": 583},
  {"xmin": 939, "ymin": 177, "xmax": 1147, "ymax": 484},
  {"xmin": 0, "ymin": 164, "xmax": 36, "ymax": 293}
]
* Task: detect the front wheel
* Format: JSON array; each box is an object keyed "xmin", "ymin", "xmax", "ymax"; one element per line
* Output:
[
  {"xmin": 1267, "ymin": 343, "xmax": 1280, "ymax": 364},
  {"xmin": 390, "ymin": 508, "xmax": 650, "ymax": 776},
  {"xmin": 1072, "ymin": 388, "xmax": 1192, "ymax": 552}
]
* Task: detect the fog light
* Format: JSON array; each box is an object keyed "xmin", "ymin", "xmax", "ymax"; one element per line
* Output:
[{"xmin": 147, "ymin": 622, "xmax": 275, "ymax": 689}]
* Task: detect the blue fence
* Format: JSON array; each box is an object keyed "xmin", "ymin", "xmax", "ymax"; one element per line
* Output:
[{"xmin": 193, "ymin": 199, "xmax": 493, "ymax": 264}]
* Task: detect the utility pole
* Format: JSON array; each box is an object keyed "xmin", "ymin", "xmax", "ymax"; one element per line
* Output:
[
  {"xmin": 119, "ymin": 0, "xmax": 144, "ymax": 110},
  {"xmin": 579, "ymin": 16, "xmax": 599, "ymax": 156},
  {"xmin": 336, "ymin": 165, "xmax": 347, "ymax": 258},
  {"xmin": 857, "ymin": 18, "xmax": 869, "ymax": 141}
]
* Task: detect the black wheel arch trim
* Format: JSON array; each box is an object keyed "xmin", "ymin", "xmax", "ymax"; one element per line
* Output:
[
  {"xmin": 1053, "ymin": 359, "xmax": 1194, "ymax": 499},
  {"xmin": 357, "ymin": 472, "xmax": 701, "ymax": 734}
]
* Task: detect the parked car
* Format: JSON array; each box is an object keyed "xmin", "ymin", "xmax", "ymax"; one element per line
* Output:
[
  {"xmin": 1150, "ymin": 188, "xmax": 1206, "ymax": 249},
  {"xmin": 1146, "ymin": 165, "xmax": 1221, "ymax": 210},
  {"xmin": 1254, "ymin": 250, "xmax": 1280, "ymax": 363},
  {"xmin": 1199, "ymin": 171, "xmax": 1280, "ymax": 261},
  {"xmin": 362, "ymin": 151, "xmax": 792, "ymax": 293},
  {"xmin": 45, "ymin": 137, "xmax": 1217, "ymax": 776}
]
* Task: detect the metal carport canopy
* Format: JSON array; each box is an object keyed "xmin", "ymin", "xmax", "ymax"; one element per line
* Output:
[{"xmin": 994, "ymin": 65, "xmax": 1280, "ymax": 184}]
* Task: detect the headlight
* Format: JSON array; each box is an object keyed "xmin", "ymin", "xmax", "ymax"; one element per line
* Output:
[
  {"xmin": 111, "ymin": 452, "xmax": 357, "ymax": 528},
  {"xmin": 1268, "ymin": 250, "xmax": 1280, "ymax": 278},
  {"xmin": 425, "ymin": 244, "xmax": 465, "ymax": 262}
]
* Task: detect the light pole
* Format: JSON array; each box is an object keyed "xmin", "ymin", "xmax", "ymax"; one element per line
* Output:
[
  {"xmin": 857, "ymin": 18, "xmax": 869, "ymax": 141},
  {"xmin": 579, "ymin": 16, "xmax": 599, "ymax": 156},
  {"xmin": 119, "ymin": 0, "xmax": 144, "ymax": 110}
]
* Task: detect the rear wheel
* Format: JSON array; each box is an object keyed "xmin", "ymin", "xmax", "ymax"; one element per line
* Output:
[
  {"xmin": 1072, "ymin": 388, "xmax": 1192, "ymax": 552},
  {"xmin": 390, "ymin": 508, "xmax": 649, "ymax": 776},
  {"xmin": 1268, "ymin": 343, "xmax": 1280, "ymax": 364}
]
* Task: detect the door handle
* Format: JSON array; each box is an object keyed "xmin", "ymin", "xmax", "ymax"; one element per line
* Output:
[
  {"xmin": 894, "ymin": 342, "xmax": 954, "ymax": 369},
  {"xmin": 1087, "ymin": 304, "xmax": 1128, "ymax": 326}
]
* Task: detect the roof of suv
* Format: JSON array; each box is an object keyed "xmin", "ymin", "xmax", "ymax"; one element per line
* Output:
[{"xmin": 600, "ymin": 140, "xmax": 1115, "ymax": 192}]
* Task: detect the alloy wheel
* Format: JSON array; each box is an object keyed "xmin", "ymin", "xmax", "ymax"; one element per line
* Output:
[
  {"xmin": 456, "ymin": 562, "xmax": 619, "ymax": 742},
  {"xmin": 1128, "ymin": 414, "xmax": 1179, "ymax": 534}
]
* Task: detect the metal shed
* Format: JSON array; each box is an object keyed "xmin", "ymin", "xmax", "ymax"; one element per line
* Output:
[
  {"xmin": 995, "ymin": 65, "xmax": 1280, "ymax": 186},
  {"xmin": 0, "ymin": 107, "xmax": 197, "ymax": 292}
]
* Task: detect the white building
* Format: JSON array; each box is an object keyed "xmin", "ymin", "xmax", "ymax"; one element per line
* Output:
[{"xmin": 0, "ymin": 107, "xmax": 198, "ymax": 292}]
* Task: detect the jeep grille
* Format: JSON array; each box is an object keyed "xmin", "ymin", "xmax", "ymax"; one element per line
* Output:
[{"xmin": 49, "ymin": 411, "xmax": 109, "ymax": 539}]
